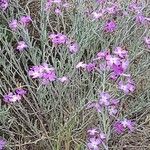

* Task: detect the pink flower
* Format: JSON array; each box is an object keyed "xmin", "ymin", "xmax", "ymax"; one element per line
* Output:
[
  {"xmin": 121, "ymin": 59, "xmax": 129, "ymax": 71},
  {"xmin": 144, "ymin": 37, "xmax": 150, "ymax": 48},
  {"xmin": 113, "ymin": 121, "xmax": 125, "ymax": 134},
  {"xmin": 128, "ymin": 2, "xmax": 141, "ymax": 13},
  {"xmin": 108, "ymin": 106, "xmax": 118, "ymax": 116},
  {"xmin": 67, "ymin": 42, "xmax": 79, "ymax": 53},
  {"xmin": 9, "ymin": 19, "xmax": 18, "ymax": 31},
  {"xmin": 112, "ymin": 65, "xmax": 124, "ymax": 76},
  {"xmin": 55, "ymin": 8, "xmax": 62, "ymax": 15},
  {"xmin": 0, "ymin": 0, "xmax": 8, "ymax": 11},
  {"xmin": 106, "ymin": 4, "xmax": 119, "ymax": 15},
  {"xmin": 29, "ymin": 63, "xmax": 57, "ymax": 84},
  {"xmin": 28, "ymin": 65, "xmax": 44, "ymax": 79},
  {"xmin": 135, "ymin": 14, "xmax": 146, "ymax": 25},
  {"xmin": 118, "ymin": 79, "xmax": 135, "ymax": 94},
  {"xmin": 49, "ymin": 33, "xmax": 67, "ymax": 44},
  {"xmin": 96, "ymin": 51, "xmax": 109, "ymax": 59},
  {"xmin": 41, "ymin": 71, "xmax": 56, "ymax": 84},
  {"xmin": 16, "ymin": 41, "xmax": 28, "ymax": 51},
  {"xmin": 104, "ymin": 20, "xmax": 117, "ymax": 33},
  {"xmin": 87, "ymin": 137, "xmax": 101, "ymax": 150},
  {"xmin": 91, "ymin": 11, "xmax": 103, "ymax": 20},
  {"xmin": 15, "ymin": 88, "xmax": 27, "ymax": 96},
  {"xmin": 106, "ymin": 55, "xmax": 121, "ymax": 67},
  {"xmin": 58, "ymin": 76, "xmax": 69, "ymax": 83},
  {"xmin": 76, "ymin": 62, "xmax": 87, "ymax": 69},
  {"xmin": 0, "ymin": 138, "xmax": 6, "ymax": 150},
  {"xmin": 87, "ymin": 128, "xmax": 99, "ymax": 136},
  {"xmin": 86, "ymin": 63, "xmax": 96, "ymax": 72},
  {"xmin": 99, "ymin": 92, "xmax": 111, "ymax": 106},
  {"xmin": 3, "ymin": 92, "xmax": 21, "ymax": 103},
  {"xmin": 121, "ymin": 119, "xmax": 135, "ymax": 132},
  {"xmin": 113, "ymin": 47, "xmax": 128, "ymax": 58},
  {"xmin": 19, "ymin": 16, "xmax": 32, "ymax": 26}
]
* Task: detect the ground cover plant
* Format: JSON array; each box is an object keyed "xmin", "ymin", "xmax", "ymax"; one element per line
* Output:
[{"xmin": 0, "ymin": 0, "xmax": 150, "ymax": 149}]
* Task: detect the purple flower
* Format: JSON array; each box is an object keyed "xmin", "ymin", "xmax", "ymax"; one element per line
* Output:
[
  {"xmin": 144, "ymin": 37, "xmax": 150, "ymax": 45},
  {"xmin": 118, "ymin": 79, "xmax": 135, "ymax": 94},
  {"xmin": 128, "ymin": 2, "xmax": 141, "ymax": 13},
  {"xmin": 19, "ymin": 16, "xmax": 32, "ymax": 26},
  {"xmin": 9, "ymin": 19, "xmax": 18, "ymax": 31},
  {"xmin": 106, "ymin": 4, "xmax": 119, "ymax": 15},
  {"xmin": 113, "ymin": 47, "xmax": 128, "ymax": 58},
  {"xmin": 3, "ymin": 92, "xmax": 21, "ymax": 103},
  {"xmin": 49, "ymin": 33, "xmax": 67, "ymax": 44},
  {"xmin": 28, "ymin": 65, "xmax": 44, "ymax": 79},
  {"xmin": 113, "ymin": 121, "xmax": 125, "ymax": 134},
  {"xmin": 67, "ymin": 42, "xmax": 79, "ymax": 53},
  {"xmin": 96, "ymin": 51, "xmax": 109, "ymax": 60},
  {"xmin": 144, "ymin": 37, "xmax": 150, "ymax": 49},
  {"xmin": 55, "ymin": 8, "xmax": 62, "ymax": 15},
  {"xmin": 87, "ymin": 137, "xmax": 101, "ymax": 150},
  {"xmin": 99, "ymin": 63, "xmax": 110, "ymax": 72},
  {"xmin": 0, "ymin": 0, "xmax": 8, "ymax": 11},
  {"xmin": 58, "ymin": 76, "xmax": 69, "ymax": 83},
  {"xmin": 16, "ymin": 41, "xmax": 28, "ymax": 51},
  {"xmin": 106, "ymin": 55, "xmax": 121, "ymax": 67},
  {"xmin": 108, "ymin": 106, "xmax": 118, "ymax": 116},
  {"xmin": 110, "ymin": 99, "xmax": 119, "ymax": 106},
  {"xmin": 109, "ymin": 72, "xmax": 119, "ymax": 80},
  {"xmin": 3, "ymin": 92, "xmax": 13, "ymax": 103},
  {"xmin": 114, "ymin": 119, "xmax": 135, "ymax": 134},
  {"xmin": 91, "ymin": 11, "xmax": 103, "ymax": 20},
  {"xmin": 121, "ymin": 59, "xmax": 129, "ymax": 71},
  {"xmin": 76, "ymin": 62, "xmax": 87, "ymax": 69},
  {"xmin": 135, "ymin": 14, "xmax": 146, "ymax": 25},
  {"xmin": 86, "ymin": 63, "xmax": 96, "ymax": 72},
  {"xmin": 29, "ymin": 63, "xmax": 57, "ymax": 84},
  {"xmin": 99, "ymin": 92, "xmax": 111, "ymax": 106},
  {"xmin": 121, "ymin": 119, "xmax": 135, "ymax": 132},
  {"xmin": 0, "ymin": 138, "xmax": 6, "ymax": 150},
  {"xmin": 112, "ymin": 65, "xmax": 124, "ymax": 76},
  {"xmin": 41, "ymin": 69, "xmax": 56, "ymax": 84},
  {"xmin": 15, "ymin": 88, "xmax": 27, "ymax": 96},
  {"xmin": 104, "ymin": 20, "xmax": 117, "ymax": 33},
  {"xmin": 87, "ymin": 128, "xmax": 99, "ymax": 136},
  {"xmin": 42, "ymin": 71, "xmax": 56, "ymax": 81}
]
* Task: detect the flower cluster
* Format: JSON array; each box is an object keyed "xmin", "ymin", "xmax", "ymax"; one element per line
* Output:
[
  {"xmin": 77, "ymin": 46, "xmax": 135, "ymax": 94},
  {"xmin": 3, "ymin": 88, "xmax": 27, "ymax": 103},
  {"xmin": 0, "ymin": 138, "xmax": 6, "ymax": 150},
  {"xmin": 49, "ymin": 33, "xmax": 79, "ymax": 53},
  {"xmin": 16, "ymin": 41, "xmax": 28, "ymax": 52},
  {"xmin": 28, "ymin": 63, "xmax": 57, "ymax": 84},
  {"xmin": 9, "ymin": 15, "xmax": 32, "ymax": 31},
  {"xmin": 28, "ymin": 63, "xmax": 68, "ymax": 84},
  {"xmin": 0, "ymin": 0, "xmax": 8, "ymax": 11},
  {"xmin": 44, "ymin": 0, "xmax": 70, "ymax": 14},
  {"xmin": 113, "ymin": 118, "xmax": 135, "ymax": 134},
  {"xmin": 87, "ymin": 92, "xmax": 119, "ymax": 116},
  {"xmin": 87, "ymin": 128, "xmax": 106, "ymax": 150}
]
